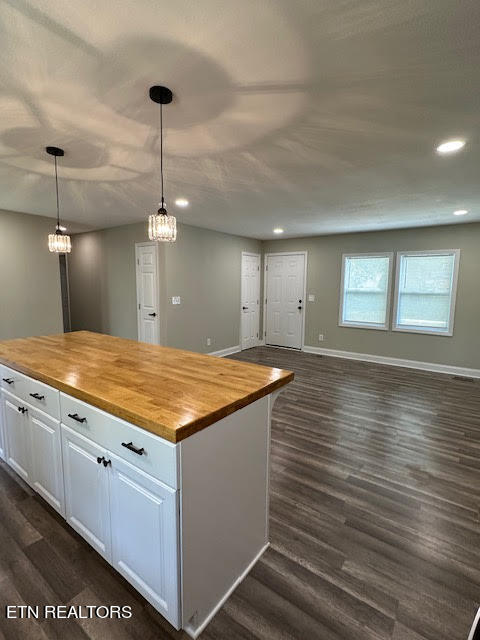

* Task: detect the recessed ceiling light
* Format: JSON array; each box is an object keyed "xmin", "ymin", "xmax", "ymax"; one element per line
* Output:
[
  {"xmin": 175, "ymin": 198, "xmax": 189, "ymax": 207},
  {"xmin": 273, "ymin": 228, "xmax": 284, "ymax": 234},
  {"xmin": 436, "ymin": 139, "xmax": 465, "ymax": 154},
  {"xmin": 453, "ymin": 209, "xmax": 468, "ymax": 216}
]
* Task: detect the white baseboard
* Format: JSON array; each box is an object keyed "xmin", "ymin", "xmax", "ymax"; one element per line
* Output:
[
  {"xmin": 207, "ymin": 345, "xmax": 241, "ymax": 357},
  {"xmin": 302, "ymin": 345, "xmax": 480, "ymax": 379},
  {"xmin": 184, "ymin": 542, "xmax": 269, "ymax": 639}
]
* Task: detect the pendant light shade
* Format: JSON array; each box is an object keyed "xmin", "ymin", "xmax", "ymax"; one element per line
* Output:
[
  {"xmin": 48, "ymin": 232, "xmax": 72, "ymax": 253},
  {"xmin": 148, "ymin": 85, "xmax": 177, "ymax": 243},
  {"xmin": 46, "ymin": 146, "xmax": 71, "ymax": 253},
  {"xmin": 148, "ymin": 206, "xmax": 177, "ymax": 242}
]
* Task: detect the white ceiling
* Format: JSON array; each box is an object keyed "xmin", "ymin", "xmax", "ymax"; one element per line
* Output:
[{"xmin": 0, "ymin": 0, "xmax": 479, "ymax": 238}]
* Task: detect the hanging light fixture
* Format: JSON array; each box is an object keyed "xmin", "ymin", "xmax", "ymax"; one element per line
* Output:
[
  {"xmin": 46, "ymin": 146, "xmax": 71, "ymax": 253},
  {"xmin": 148, "ymin": 85, "xmax": 177, "ymax": 243}
]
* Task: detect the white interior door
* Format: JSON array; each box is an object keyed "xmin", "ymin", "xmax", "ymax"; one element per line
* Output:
[
  {"xmin": 265, "ymin": 253, "xmax": 305, "ymax": 349},
  {"xmin": 136, "ymin": 244, "xmax": 160, "ymax": 344},
  {"xmin": 241, "ymin": 253, "xmax": 260, "ymax": 350}
]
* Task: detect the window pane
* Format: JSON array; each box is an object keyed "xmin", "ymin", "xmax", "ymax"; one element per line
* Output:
[
  {"xmin": 396, "ymin": 253, "xmax": 456, "ymax": 332},
  {"xmin": 342, "ymin": 256, "xmax": 390, "ymax": 326}
]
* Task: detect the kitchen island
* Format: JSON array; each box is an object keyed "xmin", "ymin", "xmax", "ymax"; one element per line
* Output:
[{"xmin": 0, "ymin": 331, "xmax": 293, "ymax": 638}]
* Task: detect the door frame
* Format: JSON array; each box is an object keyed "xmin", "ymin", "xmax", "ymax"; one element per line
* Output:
[
  {"xmin": 263, "ymin": 251, "xmax": 308, "ymax": 350},
  {"xmin": 135, "ymin": 242, "xmax": 161, "ymax": 344},
  {"xmin": 240, "ymin": 252, "xmax": 261, "ymax": 350}
]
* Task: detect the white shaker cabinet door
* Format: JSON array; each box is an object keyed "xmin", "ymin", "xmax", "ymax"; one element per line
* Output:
[
  {"xmin": 3, "ymin": 392, "xmax": 32, "ymax": 484},
  {"xmin": 29, "ymin": 407, "xmax": 65, "ymax": 516},
  {"xmin": 108, "ymin": 452, "xmax": 180, "ymax": 629},
  {"xmin": 0, "ymin": 392, "xmax": 5, "ymax": 461},
  {"xmin": 61, "ymin": 424, "xmax": 111, "ymax": 562}
]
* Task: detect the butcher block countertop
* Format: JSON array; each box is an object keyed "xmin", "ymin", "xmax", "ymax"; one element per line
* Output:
[{"xmin": 0, "ymin": 331, "xmax": 293, "ymax": 443}]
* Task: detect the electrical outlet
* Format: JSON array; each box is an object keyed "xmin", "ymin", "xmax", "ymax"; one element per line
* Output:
[
  {"xmin": 206, "ymin": 338, "xmax": 212, "ymax": 346},
  {"xmin": 318, "ymin": 334, "xmax": 324, "ymax": 342}
]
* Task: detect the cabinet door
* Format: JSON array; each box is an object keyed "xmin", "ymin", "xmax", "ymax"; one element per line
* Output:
[
  {"xmin": 0, "ymin": 393, "xmax": 5, "ymax": 462},
  {"xmin": 3, "ymin": 393, "xmax": 31, "ymax": 484},
  {"xmin": 61, "ymin": 424, "xmax": 111, "ymax": 561},
  {"xmin": 109, "ymin": 452, "xmax": 180, "ymax": 629},
  {"xmin": 29, "ymin": 407, "xmax": 65, "ymax": 516}
]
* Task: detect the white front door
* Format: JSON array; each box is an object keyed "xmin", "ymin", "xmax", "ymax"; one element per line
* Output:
[
  {"xmin": 241, "ymin": 253, "xmax": 260, "ymax": 350},
  {"xmin": 136, "ymin": 243, "xmax": 160, "ymax": 344},
  {"xmin": 265, "ymin": 253, "xmax": 305, "ymax": 349}
]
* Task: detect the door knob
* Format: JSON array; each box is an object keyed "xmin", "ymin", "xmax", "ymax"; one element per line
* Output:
[
  {"xmin": 242, "ymin": 306, "xmax": 248, "ymax": 310},
  {"xmin": 148, "ymin": 312, "xmax": 157, "ymax": 317}
]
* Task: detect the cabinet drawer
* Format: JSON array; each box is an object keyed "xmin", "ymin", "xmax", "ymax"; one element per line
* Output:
[
  {"xmin": 23, "ymin": 378, "xmax": 60, "ymax": 420},
  {"xmin": 1, "ymin": 365, "xmax": 26, "ymax": 398},
  {"xmin": 60, "ymin": 393, "xmax": 179, "ymax": 489},
  {"xmin": 1, "ymin": 366, "xmax": 60, "ymax": 420}
]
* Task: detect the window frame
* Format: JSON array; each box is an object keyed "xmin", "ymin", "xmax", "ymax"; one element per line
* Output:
[
  {"xmin": 392, "ymin": 249, "xmax": 460, "ymax": 337},
  {"xmin": 338, "ymin": 252, "xmax": 394, "ymax": 331}
]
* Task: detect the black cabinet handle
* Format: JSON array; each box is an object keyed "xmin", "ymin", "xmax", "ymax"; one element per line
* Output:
[
  {"xmin": 97, "ymin": 456, "xmax": 105, "ymax": 465},
  {"xmin": 121, "ymin": 441, "xmax": 145, "ymax": 456},
  {"xmin": 29, "ymin": 392, "xmax": 45, "ymax": 401},
  {"xmin": 242, "ymin": 306, "xmax": 248, "ymax": 310},
  {"xmin": 148, "ymin": 312, "xmax": 157, "ymax": 317},
  {"xmin": 297, "ymin": 306, "xmax": 302, "ymax": 310},
  {"xmin": 17, "ymin": 406, "xmax": 28, "ymax": 414},
  {"xmin": 102, "ymin": 459, "xmax": 112, "ymax": 467},
  {"xmin": 2, "ymin": 378, "xmax": 13, "ymax": 384},
  {"xmin": 68, "ymin": 413, "xmax": 86, "ymax": 423}
]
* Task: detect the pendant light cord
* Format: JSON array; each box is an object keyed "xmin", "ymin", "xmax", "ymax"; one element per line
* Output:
[
  {"xmin": 54, "ymin": 155, "xmax": 60, "ymax": 230},
  {"xmin": 159, "ymin": 103, "xmax": 165, "ymax": 210}
]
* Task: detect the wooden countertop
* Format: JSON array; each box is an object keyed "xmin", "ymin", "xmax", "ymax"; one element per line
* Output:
[{"xmin": 0, "ymin": 332, "xmax": 293, "ymax": 443}]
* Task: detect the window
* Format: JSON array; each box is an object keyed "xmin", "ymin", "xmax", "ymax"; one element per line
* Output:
[
  {"xmin": 393, "ymin": 250, "xmax": 460, "ymax": 335},
  {"xmin": 339, "ymin": 253, "xmax": 393, "ymax": 329}
]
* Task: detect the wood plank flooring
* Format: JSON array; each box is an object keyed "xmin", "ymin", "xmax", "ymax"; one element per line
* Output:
[{"xmin": 1, "ymin": 346, "xmax": 480, "ymax": 639}]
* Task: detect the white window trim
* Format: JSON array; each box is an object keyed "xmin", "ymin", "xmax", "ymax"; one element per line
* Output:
[
  {"xmin": 392, "ymin": 249, "xmax": 460, "ymax": 337},
  {"xmin": 338, "ymin": 252, "xmax": 394, "ymax": 331}
]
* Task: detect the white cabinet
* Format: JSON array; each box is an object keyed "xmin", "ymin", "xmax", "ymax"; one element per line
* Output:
[
  {"xmin": 61, "ymin": 425, "xmax": 111, "ymax": 561},
  {"xmin": 3, "ymin": 391, "xmax": 32, "ymax": 484},
  {"xmin": 109, "ymin": 452, "xmax": 179, "ymax": 627},
  {"xmin": 0, "ymin": 392, "xmax": 5, "ymax": 462},
  {"xmin": 30, "ymin": 407, "xmax": 65, "ymax": 515}
]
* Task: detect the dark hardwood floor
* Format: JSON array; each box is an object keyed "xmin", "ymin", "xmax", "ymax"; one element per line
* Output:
[{"xmin": 1, "ymin": 346, "xmax": 479, "ymax": 639}]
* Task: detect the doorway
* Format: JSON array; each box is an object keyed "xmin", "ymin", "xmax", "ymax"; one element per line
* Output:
[
  {"xmin": 264, "ymin": 252, "xmax": 306, "ymax": 349},
  {"xmin": 135, "ymin": 242, "xmax": 160, "ymax": 344},
  {"xmin": 240, "ymin": 252, "xmax": 261, "ymax": 350}
]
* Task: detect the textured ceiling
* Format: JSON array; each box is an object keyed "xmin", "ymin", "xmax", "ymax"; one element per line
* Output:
[{"xmin": 0, "ymin": 0, "xmax": 479, "ymax": 238}]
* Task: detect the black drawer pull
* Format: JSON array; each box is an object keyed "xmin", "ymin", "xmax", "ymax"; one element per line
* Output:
[
  {"xmin": 2, "ymin": 378, "xmax": 13, "ymax": 384},
  {"xmin": 17, "ymin": 406, "xmax": 28, "ymax": 414},
  {"xmin": 121, "ymin": 441, "xmax": 145, "ymax": 456},
  {"xmin": 68, "ymin": 413, "xmax": 86, "ymax": 423},
  {"xmin": 30, "ymin": 392, "xmax": 45, "ymax": 401}
]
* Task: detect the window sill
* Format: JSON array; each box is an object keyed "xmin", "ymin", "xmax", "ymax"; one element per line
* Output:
[
  {"xmin": 392, "ymin": 326, "xmax": 453, "ymax": 337},
  {"xmin": 338, "ymin": 322, "xmax": 389, "ymax": 331}
]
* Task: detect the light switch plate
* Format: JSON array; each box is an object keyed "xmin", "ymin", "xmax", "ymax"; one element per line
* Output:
[
  {"xmin": 308, "ymin": 294, "xmax": 315, "ymax": 302},
  {"xmin": 172, "ymin": 296, "xmax": 181, "ymax": 305}
]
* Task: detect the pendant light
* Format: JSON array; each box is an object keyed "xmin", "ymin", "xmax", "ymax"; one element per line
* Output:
[
  {"xmin": 46, "ymin": 146, "xmax": 71, "ymax": 253},
  {"xmin": 148, "ymin": 85, "xmax": 177, "ymax": 243}
]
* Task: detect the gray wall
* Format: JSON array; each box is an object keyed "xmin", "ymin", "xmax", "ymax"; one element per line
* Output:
[
  {"xmin": 69, "ymin": 221, "xmax": 261, "ymax": 353},
  {"xmin": 0, "ymin": 209, "xmax": 63, "ymax": 340},
  {"xmin": 263, "ymin": 222, "xmax": 480, "ymax": 369}
]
